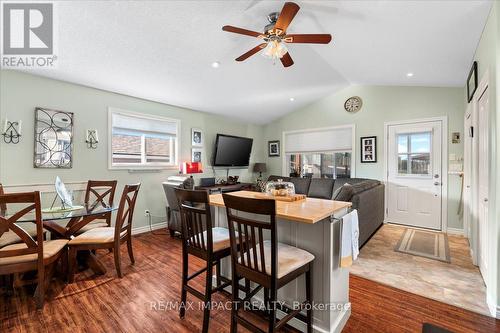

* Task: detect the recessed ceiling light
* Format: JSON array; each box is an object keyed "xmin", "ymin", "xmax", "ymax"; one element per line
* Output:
[
  {"xmin": 289, "ymin": 97, "xmax": 295, "ymax": 102},
  {"xmin": 211, "ymin": 61, "xmax": 220, "ymax": 68},
  {"xmin": 407, "ymin": 72, "xmax": 414, "ymax": 77}
]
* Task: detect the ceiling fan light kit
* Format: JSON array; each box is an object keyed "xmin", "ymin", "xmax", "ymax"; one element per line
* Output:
[{"xmin": 222, "ymin": 2, "xmax": 332, "ymax": 68}]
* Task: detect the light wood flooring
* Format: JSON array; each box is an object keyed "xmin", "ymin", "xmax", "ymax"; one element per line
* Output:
[{"xmin": 350, "ymin": 224, "xmax": 490, "ymax": 316}]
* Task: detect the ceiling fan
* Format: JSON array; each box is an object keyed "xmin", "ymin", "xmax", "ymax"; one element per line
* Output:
[{"xmin": 222, "ymin": 2, "xmax": 332, "ymax": 68}]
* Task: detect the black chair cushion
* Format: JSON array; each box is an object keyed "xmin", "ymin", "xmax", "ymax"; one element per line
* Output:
[
  {"xmin": 334, "ymin": 183, "xmax": 354, "ymax": 202},
  {"xmin": 308, "ymin": 178, "xmax": 335, "ymax": 199},
  {"xmin": 290, "ymin": 177, "xmax": 311, "ymax": 195}
]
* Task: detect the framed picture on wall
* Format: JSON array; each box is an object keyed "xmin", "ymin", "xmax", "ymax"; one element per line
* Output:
[
  {"xmin": 360, "ymin": 136, "xmax": 377, "ymax": 163},
  {"xmin": 467, "ymin": 61, "xmax": 478, "ymax": 103},
  {"xmin": 191, "ymin": 148, "xmax": 202, "ymax": 163},
  {"xmin": 191, "ymin": 128, "xmax": 203, "ymax": 146},
  {"xmin": 268, "ymin": 140, "xmax": 280, "ymax": 157}
]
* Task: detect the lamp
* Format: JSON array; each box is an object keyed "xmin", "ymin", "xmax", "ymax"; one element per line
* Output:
[
  {"xmin": 180, "ymin": 162, "xmax": 203, "ymax": 190},
  {"xmin": 2, "ymin": 119, "xmax": 22, "ymax": 144},
  {"xmin": 253, "ymin": 162, "xmax": 267, "ymax": 181},
  {"xmin": 85, "ymin": 129, "xmax": 99, "ymax": 149},
  {"xmin": 262, "ymin": 40, "xmax": 288, "ymax": 61}
]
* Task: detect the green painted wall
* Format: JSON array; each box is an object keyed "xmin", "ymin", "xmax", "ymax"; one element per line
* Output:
[
  {"xmin": 469, "ymin": 0, "xmax": 500, "ymax": 311},
  {"xmin": 263, "ymin": 85, "xmax": 465, "ymax": 230},
  {"xmin": 0, "ymin": 70, "xmax": 266, "ymax": 229}
]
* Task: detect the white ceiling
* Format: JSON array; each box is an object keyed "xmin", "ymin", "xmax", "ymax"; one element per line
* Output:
[{"xmin": 18, "ymin": 0, "xmax": 493, "ymax": 124}]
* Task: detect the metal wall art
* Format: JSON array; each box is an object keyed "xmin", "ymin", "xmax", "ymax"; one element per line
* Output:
[{"xmin": 34, "ymin": 107, "xmax": 74, "ymax": 168}]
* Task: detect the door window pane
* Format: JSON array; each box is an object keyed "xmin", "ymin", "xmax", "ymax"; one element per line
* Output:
[
  {"xmin": 398, "ymin": 135, "xmax": 408, "ymax": 153},
  {"xmin": 410, "ymin": 132, "xmax": 431, "ymax": 153},
  {"xmin": 410, "ymin": 153, "xmax": 430, "ymax": 174},
  {"xmin": 398, "ymin": 154, "xmax": 408, "ymax": 174}
]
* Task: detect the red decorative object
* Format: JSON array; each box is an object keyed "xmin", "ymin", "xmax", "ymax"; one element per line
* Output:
[{"xmin": 180, "ymin": 161, "xmax": 203, "ymax": 174}]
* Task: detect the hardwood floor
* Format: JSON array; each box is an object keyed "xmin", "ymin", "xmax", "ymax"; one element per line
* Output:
[{"xmin": 1, "ymin": 232, "xmax": 498, "ymax": 333}]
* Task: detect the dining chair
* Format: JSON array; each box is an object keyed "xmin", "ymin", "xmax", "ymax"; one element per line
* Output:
[
  {"xmin": 0, "ymin": 183, "xmax": 43, "ymax": 249},
  {"xmin": 67, "ymin": 184, "xmax": 140, "ymax": 281},
  {"xmin": 222, "ymin": 193, "xmax": 315, "ymax": 333},
  {"xmin": 76, "ymin": 180, "xmax": 118, "ymax": 234},
  {"xmin": 0, "ymin": 191, "xmax": 68, "ymax": 309},
  {"xmin": 175, "ymin": 188, "xmax": 235, "ymax": 333}
]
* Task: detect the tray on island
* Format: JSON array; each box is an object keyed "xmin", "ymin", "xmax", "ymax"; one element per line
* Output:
[{"xmin": 254, "ymin": 193, "xmax": 307, "ymax": 202}]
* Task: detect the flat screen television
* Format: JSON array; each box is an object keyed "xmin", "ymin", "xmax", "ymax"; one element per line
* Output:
[{"xmin": 213, "ymin": 134, "xmax": 253, "ymax": 167}]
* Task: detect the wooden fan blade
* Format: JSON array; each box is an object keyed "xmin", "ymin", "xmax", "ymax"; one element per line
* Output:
[
  {"xmin": 280, "ymin": 52, "xmax": 294, "ymax": 67},
  {"xmin": 284, "ymin": 34, "xmax": 332, "ymax": 44},
  {"xmin": 275, "ymin": 2, "xmax": 300, "ymax": 33},
  {"xmin": 222, "ymin": 25, "xmax": 263, "ymax": 38},
  {"xmin": 236, "ymin": 43, "xmax": 267, "ymax": 61}
]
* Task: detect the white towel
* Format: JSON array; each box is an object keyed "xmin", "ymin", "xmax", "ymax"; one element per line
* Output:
[{"xmin": 340, "ymin": 209, "xmax": 359, "ymax": 267}]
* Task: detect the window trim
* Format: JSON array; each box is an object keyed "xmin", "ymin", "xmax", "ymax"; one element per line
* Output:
[
  {"xmin": 108, "ymin": 107, "xmax": 180, "ymax": 170},
  {"xmin": 396, "ymin": 131, "xmax": 433, "ymax": 177}
]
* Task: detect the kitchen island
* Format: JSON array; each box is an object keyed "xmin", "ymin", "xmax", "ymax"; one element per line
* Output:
[{"xmin": 209, "ymin": 191, "xmax": 352, "ymax": 333}]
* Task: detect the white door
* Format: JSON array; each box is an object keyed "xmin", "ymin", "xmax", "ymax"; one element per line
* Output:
[
  {"xmin": 463, "ymin": 108, "xmax": 473, "ymax": 251},
  {"xmin": 477, "ymin": 87, "xmax": 489, "ymax": 281},
  {"xmin": 386, "ymin": 121, "xmax": 443, "ymax": 230}
]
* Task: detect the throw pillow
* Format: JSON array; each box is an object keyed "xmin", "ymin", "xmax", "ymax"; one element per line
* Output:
[{"xmin": 334, "ymin": 183, "xmax": 354, "ymax": 202}]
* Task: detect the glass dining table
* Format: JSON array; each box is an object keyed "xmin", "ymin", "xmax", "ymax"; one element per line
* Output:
[{"xmin": 2, "ymin": 203, "xmax": 117, "ymax": 276}]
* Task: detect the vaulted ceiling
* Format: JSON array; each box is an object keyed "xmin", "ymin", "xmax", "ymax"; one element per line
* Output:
[{"xmin": 20, "ymin": 0, "xmax": 493, "ymax": 123}]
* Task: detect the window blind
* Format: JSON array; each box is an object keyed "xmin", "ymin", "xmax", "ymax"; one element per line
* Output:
[{"xmin": 285, "ymin": 127, "xmax": 353, "ymax": 153}]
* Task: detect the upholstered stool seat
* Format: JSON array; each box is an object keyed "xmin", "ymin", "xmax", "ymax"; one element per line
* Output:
[
  {"xmin": 0, "ymin": 223, "xmax": 44, "ymax": 248},
  {"xmin": 196, "ymin": 227, "xmax": 240, "ymax": 252},
  {"xmin": 0, "ymin": 239, "xmax": 68, "ymax": 266},
  {"xmin": 238, "ymin": 240, "xmax": 315, "ymax": 278},
  {"xmin": 69, "ymin": 227, "xmax": 126, "ymax": 245}
]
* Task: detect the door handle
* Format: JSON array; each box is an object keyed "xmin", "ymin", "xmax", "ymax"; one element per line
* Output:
[
  {"xmin": 484, "ymin": 198, "xmax": 488, "ymax": 202},
  {"xmin": 434, "ymin": 182, "xmax": 442, "ymax": 186},
  {"xmin": 434, "ymin": 174, "xmax": 440, "ymax": 179}
]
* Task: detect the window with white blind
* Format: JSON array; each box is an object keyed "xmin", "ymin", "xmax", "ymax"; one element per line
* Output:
[
  {"xmin": 283, "ymin": 125, "xmax": 355, "ymax": 178},
  {"xmin": 108, "ymin": 108, "xmax": 179, "ymax": 169}
]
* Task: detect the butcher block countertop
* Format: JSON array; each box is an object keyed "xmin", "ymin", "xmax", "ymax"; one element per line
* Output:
[{"xmin": 209, "ymin": 190, "xmax": 351, "ymax": 224}]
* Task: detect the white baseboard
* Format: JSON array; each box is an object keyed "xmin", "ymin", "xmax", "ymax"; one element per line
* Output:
[
  {"xmin": 446, "ymin": 227, "xmax": 464, "ymax": 236},
  {"xmin": 487, "ymin": 294, "xmax": 500, "ymax": 318},
  {"xmin": 132, "ymin": 222, "xmax": 168, "ymax": 235}
]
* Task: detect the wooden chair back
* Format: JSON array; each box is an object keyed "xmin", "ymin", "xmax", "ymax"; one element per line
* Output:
[
  {"xmin": 114, "ymin": 184, "xmax": 140, "ymax": 242},
  {"xmin": 85, "ymin": 180, "xmax": 117, "ymax": 226},
  {"xmin": 85, "ymin": 180, "xmax": 118, "ymax": 208},
  {"xmin": 0, "ymin": 183, "xmax": 6, "ymax": 212},
  {"xmin": 222, "ymin": 194, "xmax": 277, "ymax": 286},
  {"xmin": 175, "ymin": 189, "xmax": 213, "ymax": 255},
  {"xmin": 0, "ymin": 192, "xmax": 44, "ymax": 270}
]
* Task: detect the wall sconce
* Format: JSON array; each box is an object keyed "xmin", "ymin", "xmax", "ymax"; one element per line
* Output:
[
  {"xmin": 85, "ymin": 129, "xmax": 99, "ymax": 149},
  {"xmin": 2, "ymin": 119, "xmax": 22, "ymax": 144}
]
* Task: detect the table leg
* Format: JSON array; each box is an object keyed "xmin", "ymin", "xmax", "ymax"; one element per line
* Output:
[{"xmin": 79, "ymin": 250, "xmax": 107, "ymax": 275}]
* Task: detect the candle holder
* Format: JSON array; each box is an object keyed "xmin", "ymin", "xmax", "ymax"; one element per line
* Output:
[
  {"xmin": 85, "ymin": 129, "xmax": 99, "ymax": 149},
  {"xmin": 2, "ymin": 120, "xmax": 22, "ymax": 144}
]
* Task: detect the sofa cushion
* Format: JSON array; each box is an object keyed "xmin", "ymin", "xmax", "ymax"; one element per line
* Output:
[
  {"xmin": 334, "ymin": 183, "xmax": 354, "ymax": 202},
  {"xmin": 308, "ymin": 178, "xmax": 335, "ymax": 199},
  {"xmin": 290, "ymin": 178, "xmax": 311, "ymax": 195},
  {"xmin": 350, "ymin": 180, "xmax": 380, "ymax": 194}
]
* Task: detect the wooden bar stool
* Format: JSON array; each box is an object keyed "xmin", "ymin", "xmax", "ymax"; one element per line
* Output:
[
  {"xmin": 175, "ymin": 188, "xmax": 236, "ymax": 333},
  {"xmin": 222, "ymin": 193, "xmax": 315, "ymax": 333}
]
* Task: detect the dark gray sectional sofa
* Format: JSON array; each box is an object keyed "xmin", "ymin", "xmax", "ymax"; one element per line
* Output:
[{"xmin": 267, "ymin": 175, "xmax": 385, "ymax": 247}]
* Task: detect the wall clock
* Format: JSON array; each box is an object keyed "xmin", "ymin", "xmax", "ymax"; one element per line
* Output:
[{"xmin": 344, "ymin": 96, "xmax": 363, "ymax": 113}]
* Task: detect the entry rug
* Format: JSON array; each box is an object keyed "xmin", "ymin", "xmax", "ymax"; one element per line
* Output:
[{"xmin": 395, "ymin": 228, "xmax": 450, "ymax": 263}]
